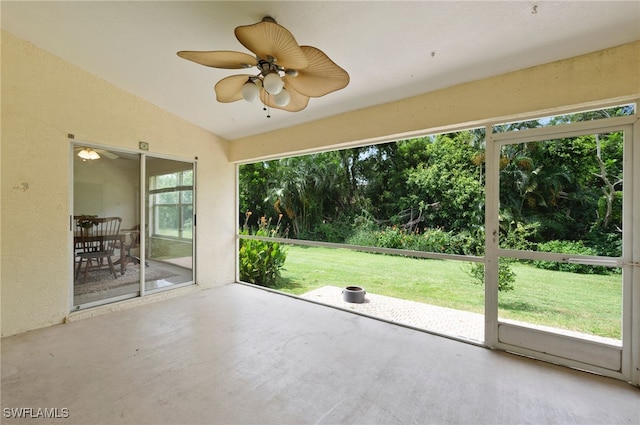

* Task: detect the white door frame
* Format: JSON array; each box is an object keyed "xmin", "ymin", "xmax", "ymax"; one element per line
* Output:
[
  {"xmin": 484, "ymin": 115, "xmax": 637, "ymax": 385},
  {"xmin": 70, "ymin": 140, "xmax": 197, "ymax": 310}
]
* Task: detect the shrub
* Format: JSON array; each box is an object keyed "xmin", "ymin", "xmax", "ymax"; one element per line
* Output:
[
  {"xmin": 345, "ymin": 225, "xmax": 482, "ymax": 256},
  {"xmin": 457, "ymin": 229, "xmax": 485, "ymax": 256},
  {"xmin": 500, "ymin": 221, "xmax": 539, "ymax": 251},
  {"xmin": 463, "ymin": 226, "xmax": 517, "ymax": 292},
  {"xmin": 584, "ymin": 227, "xmax": 622, "ymax": 258},
  {"xmin": 413, "ymin": 227, "xmax": 458, "ymax": 253},
  {"xmin": 466, "ymin": 259, "xmax": 516, "ymax": 292},
  {"xmin": 299, "ymin": 220, "xmax": 352, "ymax": 243},
  {"xmin": 345, "ymin": 222, "xmax": 514, "ymax": 291},
  {"xmin": 533, "ymin": 240, "xmax": 609, "ymax": 275},
  {"xmin": 376, "ymin": 226, "xmax": 406, "ymax": 249},
  {"xmin": 239, "ymin": 213, "xmax": 288, "ymax": 287},
  {"xmin": 468, "ymin": 221, "xmax": 540, "ymax": 292},
  {"xmin": 346, "ymin": 228, "xmax": 378, "ymax": 247}
]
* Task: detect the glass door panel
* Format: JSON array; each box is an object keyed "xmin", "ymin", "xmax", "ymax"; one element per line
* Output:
[
  {"xmin": 73, "ymin": 147, "xmax": 141, "ymax": 307},
  {"xmin": 144, "ymin": 157, "xmax": 194, "ymax": 292}
]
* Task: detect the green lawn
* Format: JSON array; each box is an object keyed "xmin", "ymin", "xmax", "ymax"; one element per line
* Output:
[{"xmin": 275, "ymin": 245, "xmax": 622, "ymax": 339}]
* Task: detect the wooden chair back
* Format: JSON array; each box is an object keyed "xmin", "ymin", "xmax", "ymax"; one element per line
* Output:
[{"xmin": 76, "ymin": 217, "xmax": 122, "ymax": 255}]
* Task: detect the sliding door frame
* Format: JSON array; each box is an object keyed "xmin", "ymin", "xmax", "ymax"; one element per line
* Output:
[
  {"xmin": 142, "ymin": 153, "xmax": 197, "ymax": 296},
  {"xmin": 70, "ymin": 139, "xmax": 196, "ymax": 310}
]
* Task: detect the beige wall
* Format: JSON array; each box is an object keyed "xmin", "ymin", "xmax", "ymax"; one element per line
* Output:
[
  {"xmin": 2, "ymin": 29, "xmax": 639, "ymax": 337},
  {"xmin": 74, "ymin": 156, "xmax": 139, "ymax": 228},
  {"xmin": 1, "ymin": 31, "xmax": 236, "ymax": 336},
  {"xmin": 229, "ymin": 41, "xmax": 640, "ymax": 162}
]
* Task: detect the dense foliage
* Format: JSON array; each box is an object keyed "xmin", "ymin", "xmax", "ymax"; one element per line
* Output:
[{"xmin": 239, "ymin": 106, "xmax": 631, "ymax": 288}]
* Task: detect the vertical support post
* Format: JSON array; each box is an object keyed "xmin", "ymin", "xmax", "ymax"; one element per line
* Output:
[
  {"xmin": 140, "ymin": 154, "xmax": 146, "ymax": 297},
  {"xmin": 630, "ymin": 115, "xmax": 640, "ymax": 386},
  {"xmin": 484, "ymin": 124, "xmax": 499, "ymax": 347},
  {"xmin": 235, "ymin": 164, "xmax": 241, "ymax": 283}
]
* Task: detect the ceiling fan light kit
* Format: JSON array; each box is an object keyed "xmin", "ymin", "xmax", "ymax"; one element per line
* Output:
[
  {"xmin": 177, "ymin": 16, "xmax": 349, "ymax": 115},
  {"xmin": 263, "ymin": 72, "xmax": 284, "ymax": 95},
  {"xmin": 241, "ymin": 80, "xmax": 260, "ymax": 102},
  {"xmin": 273, "ymin": 88, "xmax": 291, "ymax": 107},
  {"xmin": 77, "ymin": 148, "xmax": 100, "ymax": 161}
]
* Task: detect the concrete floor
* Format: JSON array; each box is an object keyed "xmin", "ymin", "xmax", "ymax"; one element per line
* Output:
[{"xmin": 2, "ymin": 284, "xmax": 638, "ymax": 425}]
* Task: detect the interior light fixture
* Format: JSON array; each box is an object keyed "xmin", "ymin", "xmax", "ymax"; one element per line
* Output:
[
  {"xmin": 77, "ymin": 148, "xmax": 100, "ymax": 160},
  {"xmin": 263, "ymin": 72, "xmax": 284, "ymax": 95},
  {"xmin": 273, "ymin": 88, "xmax": 291, "ymax": 107},
  {"xmin": 241, "ymin": 81, "xmax": 260, "ymax": 103}
]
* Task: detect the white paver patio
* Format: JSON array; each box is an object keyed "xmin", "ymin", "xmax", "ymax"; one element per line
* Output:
[
  {"xmin": 299, "ymin": 285, "xmax": 485, "ymax": 343},
  {"xmin": 299, "ymin": 285, "xmax": 621, "ymax": 347}
]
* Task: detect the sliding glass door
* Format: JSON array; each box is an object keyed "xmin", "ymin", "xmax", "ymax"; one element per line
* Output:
[
  {"xmin": 144, "ymin": 157, "xmax": 194, "ymax": 293},
  {"xmin": 72, "ymin": 143, "xmax": 195, "ymax": 309},
  {"xmin": 73, "ymin": 146, "xmax": 141, "ymax": 307}
]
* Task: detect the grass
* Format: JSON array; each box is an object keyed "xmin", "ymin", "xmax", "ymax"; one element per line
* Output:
[{"xmin": 274, "ymin": 245, "xmax": 622, "ymax": 339}]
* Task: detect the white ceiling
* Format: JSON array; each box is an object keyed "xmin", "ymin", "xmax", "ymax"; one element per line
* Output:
[{"xmin": 2, "ymin": 1, "xmax": 639, "ymax": 140}]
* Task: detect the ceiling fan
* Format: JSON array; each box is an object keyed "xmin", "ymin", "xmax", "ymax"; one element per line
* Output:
[
  {"xmin": 74, "ymin": 146, "xmax": 119, "ymax": 160},
  {"xmin": 177, "ymin": 16, "xmax": 349, "ymax": 114}
]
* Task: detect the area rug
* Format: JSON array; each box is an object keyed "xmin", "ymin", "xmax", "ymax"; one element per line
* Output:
[{"xmin": 74, "ymin": 264, "xmax": 177, "ymax": 296}]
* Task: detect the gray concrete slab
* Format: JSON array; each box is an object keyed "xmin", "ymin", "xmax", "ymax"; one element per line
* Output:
[{"xmin": 2, "ymin": 283, "xmax": 638, "ymax": 424}]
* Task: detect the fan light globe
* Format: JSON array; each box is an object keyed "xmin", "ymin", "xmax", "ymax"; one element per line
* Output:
[
  {"xmin": 78, "ymin": 148, "xmax": 100, "ymax": 160},
  {"xmin": 263, "ymin": 72, "xmax": 284, "ymax": 95},
  {"xmin": 241, "ymin": 81, "xmax": 260, "ymax": 102},
  {"xmin": 273, "ymin": 88, "xmax": 291, "ymax": 107}
]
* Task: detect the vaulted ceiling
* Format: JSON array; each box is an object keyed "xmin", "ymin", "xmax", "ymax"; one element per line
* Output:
[{"xmin": 2, "ymin": 1, "xmax": 639, "ymax": 140}]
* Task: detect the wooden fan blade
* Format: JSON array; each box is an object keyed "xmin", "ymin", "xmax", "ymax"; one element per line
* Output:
[
  {"xmin": 284, "ymin": 46, "xmax": 349, "ymax": 97},
  {"xmin": 177, "ymin": 50, "xmax": 257, "ymax": 69},
  {"xmin": 235, "ymin": 21, "xmax": 309, "ymax": 70},
  {"xmin": 260, "ymin": 85, "xmax": 309, "ymax": 112},
  {"xmin": 96, "ymin": 149, "xmax": 119, "ymax": 160},
  {"xmin": 214, "ymin": 74, "xmax": 253, "ymax": 103}
]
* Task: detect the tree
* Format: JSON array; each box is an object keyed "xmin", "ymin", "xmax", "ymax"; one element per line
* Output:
[
  {"xmin": 238, "ymin": 105, "xmax": 629, "ymax": 252},
  {"xmin": 239, "ymin": 161, "xmax": 277, "ymax": 224},
  {"xmin": 253, "ymin": 150, "xmax": 367, "ymax": 240},
  {"xmin": 403, "ymin": 131, "xmax": 484, "ymax": 232},
  {"xmin": 358, "ymin": 138, "xmax": 431, "ymax": 226}
]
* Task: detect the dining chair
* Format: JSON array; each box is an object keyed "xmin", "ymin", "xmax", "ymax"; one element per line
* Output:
[
  {"xmin": 75, "ymin": 217, "xmax": 122, "ymax": 284},
  {"xmin": 73, "ymin": 215, "xmax": 88, "ymax": 266},
  {"xmin": 120, "ymin": 224, "xmax": 142, "ymax": 265}
]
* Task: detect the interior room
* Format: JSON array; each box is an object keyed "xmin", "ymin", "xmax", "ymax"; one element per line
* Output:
[
  {"xmin": 72, "ymin": 149, "xmax": 194, "ymax": 307},
  {"xmin": 2, "ymin": 2, "xmax": 639, "ymax": 423}
]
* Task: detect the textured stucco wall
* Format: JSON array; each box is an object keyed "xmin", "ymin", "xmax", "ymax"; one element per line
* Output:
[
  {"xmin": 1, "ymin": 31, "xmax": 236, "ymax": 336},
  {"xmin": 2, "ymin": 30, "xmax": 639, "ymax": 337},
  {"xmin": 229, "ymin": 41, "xmax": 640, "ymax": 162}
]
